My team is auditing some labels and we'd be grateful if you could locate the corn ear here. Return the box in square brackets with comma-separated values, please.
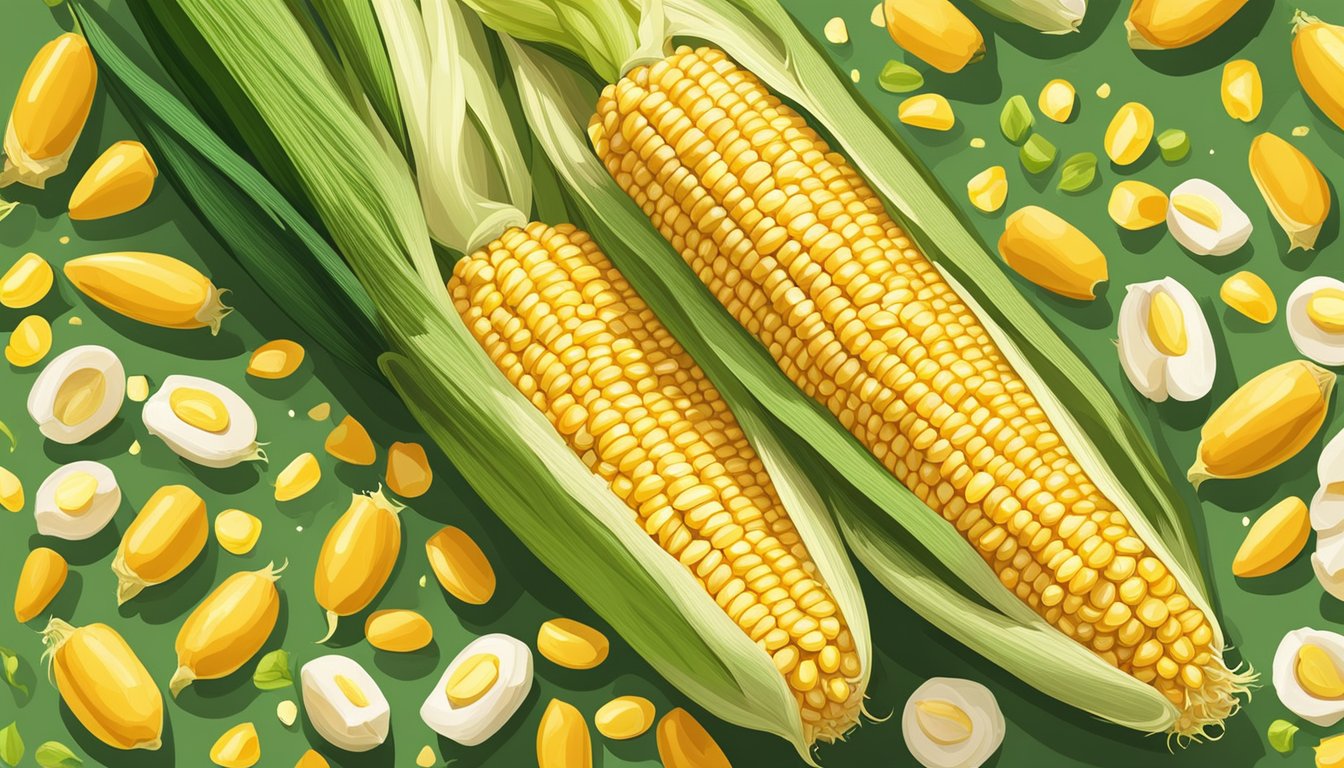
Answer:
[68, 140, 158, 220]
[2, 34, 97, 189]
[1126, 0, 1249, 50]
[313, 490, 402, 643]
[882, 0, 985, 74]
[113, 484, 209, 604]
[998, 206, 1107, 299]
[42, 618, 163, 750]
[1293, 10, 1344, 131]
[171, 562, 284, 697]
[1248, 132, 1331, 250]
[64, 252, 231, 333]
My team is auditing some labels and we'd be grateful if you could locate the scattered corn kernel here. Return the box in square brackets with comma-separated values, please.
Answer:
[1294, 125, 1311, 137]
[850, 69, 860, 83]
[215, 509, 262, 555]
[42, 619, 163, 750]
[537, 699, 591, 768]
[129, 439, 141, 456]
[126, 374, 150, 402]
[1320, 733, 1344, 768]
[210, 723, 260, 768]
[68, 141, 158, 220]
[170, 563, 283, 697]
[276, 699, 297, 727]
[1105, 102, 1155, 166]
[870, 3, 884, 26]
[365, 609, 433, 653]
[325, 415, 375, 465]
[967, 166, 1007, 213]
[67, 315, 81, 325]
[883, 0, 984, 73]
[275, 453, 320, 502]
[246, 340, 305, 380]
[6, 314, 52, 368]
[1039, 79, 1076, 122]
[823, 17, 849, 44]
[1249, 132, 1331, 251]
[416, 746, 437, 768]
[2, 34, 97, 189]
[1108, 181, 1169, 230]
[538, 618, 610, 670]
[64, 252, 231, 334]
[969, 137, 985, 149]
[426, 526, 496, 604]
[113, 484, 209, 604]
[898, 94, 956, 131]
[308, 402, 330, 420]
[1221, 60, 1262, 122]
[0, 467, 22, 512]
[595, 696, 656, 740]
[14, 546, 67, 623]
[386, 441, 432, 498]
[1233, 497, 1309, 578]
[998, 206, 1108, 300]
[656, 708, 730, 768]
[315, 490, 404, 643]
[1, 252, 53, 308]
[295, 750, 330, 768]
[1220, 271, 1276, 324]
[1096, 82, 1111, 99]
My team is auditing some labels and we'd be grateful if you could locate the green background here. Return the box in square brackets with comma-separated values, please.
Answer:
[1, 0, 1341, 766]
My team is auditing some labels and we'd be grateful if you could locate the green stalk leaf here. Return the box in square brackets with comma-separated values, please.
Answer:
[252, 649, 292, 690]
[309, 0, 409, 154]
[0, 648, 26, 696]
[969, 0, 1085, 34]
[34, 741, 82, 768]
[0, 723, 22, 768]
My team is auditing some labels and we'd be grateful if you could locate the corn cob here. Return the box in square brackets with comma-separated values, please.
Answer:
[590, 45, 1248, 738]
[42, 618, 163, 750]
[450, 220, 863, 742]
[2, 33, 98, 189]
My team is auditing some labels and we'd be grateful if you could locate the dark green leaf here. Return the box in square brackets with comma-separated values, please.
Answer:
[35, 741, 82, 768]
[0, 723, 22, 768]
[252, 649, 292, 690]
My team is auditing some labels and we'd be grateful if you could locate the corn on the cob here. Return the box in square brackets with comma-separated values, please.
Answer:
[314, 490, 403, 643]
[450, 221, 864, 739]
[1294, 12, 1344, 132]
[68, 141, 158, 220]
[883, 0, 985, 74]
[170, 562, 284, 697]
[64, 252, 232, 334]
[113, 484, 209, 604]
[1125, 0, 1249, 50]
[42, 618, 163, 750]
[2, 34, 97, 189]
[656, 708, 731, 768]
[1248, 133, 1331, 251]
[14, 546, 67, 623]
[590, 44, 1249, 737]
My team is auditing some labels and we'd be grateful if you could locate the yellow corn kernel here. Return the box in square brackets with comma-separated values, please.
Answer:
[883, 0, 983, 73]
[915, 699, 974, 745]
[246, 339, 305, 380]
[314, 490, 403, 643]
[1321, 734, 1344, 768]
[1096, 82, 1112, 98]
[595, 696, 656, 740]
[0, 467, 22, 512]
[2, 34, 97, 189]
[538, 618, 610, 670]
[64, 252, 231, 334]
[1171, 194, 1222, 231]
[6, 314, 52, 368]
[446, 653, 499, 707]
[1233, 497, 1310, 578]
[1107, 181, 1169, 230]
[68, 141, 158, 220]
[898, 94, 956, 131]
[210, 723, 260, 768]
[295, 750, 330, 768]
[656, 708, 730, 768]
[1249, 132, 1331, 251]
[998, 206, 1108, 300]
[1298, 643, 1344, 699]
[1147, 291, 1187, 356]
[1220, 271, 1276, 324]
[1189, 360, 1334, 486]
[386, 441, 432, 498]
[1294, 11, 1344, 132]
[112, 484, 209, 604]
[1039, 79, 1076, 122]
[966, 166, 1007, 213]
[823, 17, 848, 45]
[1126, 0, 1249, 50]
[275, 452, 320, 502]
[127, 374, 151, 402]
[1311, 289, 1344, 334]
[171, 387, 231, 433]
[334, 674, 368, 707]
[1, 252, 53, 308]
[416, 746, 437, 767]
[170, 563, 283, 697]
[425, 526, 496, 605]
[14, 546, 67, 623]
[324, 415, 376, 465]
[308, 402, 331, 420]
[276, 699, 298, 727]
[1105, 102, 1155, 166]
[55, 472, 97, 515]
[42, 618, 163, 750]
[1220, 60, 1261, 122]
[364, 609, 433, 653]
[537, 699, 592, 768]
[215, 509, 262, 555]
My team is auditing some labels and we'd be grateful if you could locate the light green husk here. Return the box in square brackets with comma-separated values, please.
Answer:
[471, 0, 1250, 738]
[971, 0, 1086, 34]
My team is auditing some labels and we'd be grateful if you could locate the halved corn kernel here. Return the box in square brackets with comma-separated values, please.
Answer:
[425, 526, 496, 604]
[2, 34, 97, 189]
[1, 252, 53, 308]
[656, 708, 730, 768]
[883, 0, 984, 73]
[210, 723, 260, 768]
[823, 17, 848, 45]
[1108, 181, 1169, 230]
[0, 467, 22, 512]
[69, 141, 158, 220]
[325, 415, 375, 465]
[967, 166, 1007, 213]
[898, 94, 955, 131]
[998, 206, 1108, 300]
[14, 546, 67, 622]
[1171, 194, 1222, 231]
[1105, 102, 1155, 166]
[1189, 360, 1334, 486]
[171, 563, 283, 697]
[1126, 0, 1249, 49]
[64, 252, 231, 334]
[113, 484, 208, 604]
[126, 374, 150, 402]
[247, 340, 305, 379]
[275, 453, 320, 502]
[276, 700, 297, 727]
[538, 618, 610, 670]
[1221, 60, 1262, 122]
[1233, 497, 1309, 578]
[43, 618, 163, 750]
[295, 750, 330, 768]
[1220, 271, 1276, 324]
[387, 441, 431, 498]
[1249, 132, 1331, 251]
[538, 699, 592, 768]
[365, 609, 433, 652]
[6, 314, 52, 368]
[215, 509, 262, 555]
[595, 696, 656, 740]
[315, 490, 403, 643]
[1039, 79, 1076, 122]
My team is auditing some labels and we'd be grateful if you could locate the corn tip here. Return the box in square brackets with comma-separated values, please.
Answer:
[169, 666, 196, 698]
[1125, 20, 1161, 50]
[317, 610, 338, 644]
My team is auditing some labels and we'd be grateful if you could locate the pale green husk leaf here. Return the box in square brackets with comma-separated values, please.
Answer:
[970, 0, 1086, 34]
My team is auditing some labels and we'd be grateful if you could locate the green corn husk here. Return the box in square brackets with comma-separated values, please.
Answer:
[469, 0, 1251, 738]
[108, 0, 871, 760]
[971, 0, 1087, 34]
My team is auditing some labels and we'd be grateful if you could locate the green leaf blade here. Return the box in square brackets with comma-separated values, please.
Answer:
[252, 649, 293, 690]
[0, 723, 23, 768]
[35, 741, 82, 768]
